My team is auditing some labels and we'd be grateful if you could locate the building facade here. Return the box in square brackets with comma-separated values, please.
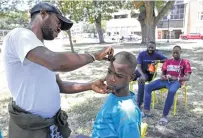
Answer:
[184, 0, 203, 34]
[157, 0, 203, 39]
[157, 0, 185, 39]
[106, 10, 141, 38]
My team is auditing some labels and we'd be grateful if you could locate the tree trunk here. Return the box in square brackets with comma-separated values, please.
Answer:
[67, 30, 75, 53]
[95, 13, 105, 43]
[93, 0, 105, 43]
[140, 22, 147, 44]
[135, 1, 175, 45]
[145, 23, 156, 43]
[144, 1, 156, 43]
[138, 4, 147, 44]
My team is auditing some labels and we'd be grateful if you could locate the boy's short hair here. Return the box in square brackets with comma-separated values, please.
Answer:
[113, 51, 137, 71]
[173, 45, 181, 50]
[148, 41, 156, 45]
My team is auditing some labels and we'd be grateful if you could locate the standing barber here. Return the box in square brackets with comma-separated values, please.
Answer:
[2, 2, 113, 138]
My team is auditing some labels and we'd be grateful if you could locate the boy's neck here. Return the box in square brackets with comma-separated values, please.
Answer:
[114, 87, 131, 97]
[174, 57, 181, 60]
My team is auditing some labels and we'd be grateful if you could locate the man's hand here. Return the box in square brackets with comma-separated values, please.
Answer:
[138, 75, 146, 84]
[152, 60, 160, 65]
[141, 75, 146, 81]
[91, 79, 108, 94]
[56, 75, 108, 94]
[163, 75, 178, 81]
[161, 75, 167, 80]
[93, 47, 114, 61]
[170, 76, 178, 81]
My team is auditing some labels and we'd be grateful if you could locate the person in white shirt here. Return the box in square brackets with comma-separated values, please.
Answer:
[2, 2, 113, 138]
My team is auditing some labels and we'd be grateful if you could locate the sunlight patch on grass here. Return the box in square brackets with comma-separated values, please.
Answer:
[64, 94, 107, 136]
[61, 91, 107, 110]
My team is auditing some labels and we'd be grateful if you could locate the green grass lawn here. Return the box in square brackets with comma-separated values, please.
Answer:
[1, 41, 203, 138]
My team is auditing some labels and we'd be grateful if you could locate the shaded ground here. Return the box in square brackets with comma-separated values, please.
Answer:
[0, 41, 203, 138]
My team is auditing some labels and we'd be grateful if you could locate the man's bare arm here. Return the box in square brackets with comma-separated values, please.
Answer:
[160, 70, 167, 80]
[155, 59, 166, 64]
[26, 46, 113, 72]
[159, 59, 166, 63]
[56, 75, 107, 94]
[56, 75, 91, 94]
[162, 72, 191, 81]
[137, 64, 145, 77]
[179, 73, 191, 81]
[26, 47, 93, 72]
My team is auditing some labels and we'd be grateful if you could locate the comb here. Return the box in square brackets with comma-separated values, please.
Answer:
[108, 56, 115, 61]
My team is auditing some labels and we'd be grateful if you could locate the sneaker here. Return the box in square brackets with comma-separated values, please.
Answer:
[159, 117, 168, 125]
[141, 111, 153, 118]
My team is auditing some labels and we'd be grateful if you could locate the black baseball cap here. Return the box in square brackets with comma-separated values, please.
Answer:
[30, 2, 73, 30]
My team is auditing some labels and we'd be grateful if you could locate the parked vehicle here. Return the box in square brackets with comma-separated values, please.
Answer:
[111, 34, 119, 40]
[180, 33, 203, 40]
[111, 34, 142, 41]
[125, 34, 141, 41]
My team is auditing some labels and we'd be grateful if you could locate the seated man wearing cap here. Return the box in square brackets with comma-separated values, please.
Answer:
[2, 2, 114, 138]
[92, 51, 141, 138]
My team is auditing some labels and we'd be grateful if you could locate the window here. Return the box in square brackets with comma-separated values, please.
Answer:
[174, 15, 179, 19]
[180, 14, 184, 19]
[175, 0, 184, 5]
[162, 4, 185, 20]
[198, 0, 203, 20]
[180, 8, 184, 14]
[199, 0, 203, 9]
[114, 14, 128, 19]
[107, 32, 111, 36]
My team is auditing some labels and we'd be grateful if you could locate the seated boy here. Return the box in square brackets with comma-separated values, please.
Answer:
[92, 51, 141, 138]
[143, 45, 192, 124]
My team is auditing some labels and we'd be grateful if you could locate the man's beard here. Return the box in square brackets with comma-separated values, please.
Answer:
[174, 56, 180, 60]
[147, 50, 155, 55]
[41, 24, 54, 40]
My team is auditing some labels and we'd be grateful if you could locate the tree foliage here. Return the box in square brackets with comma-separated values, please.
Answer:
[0, 0, 30, 29]
[49, 0, 133, 43]
[0, 11, 29, 29]
[82, 23, 96, 34]
[133, 0, 175, 44]
[0, 0, 175, 44]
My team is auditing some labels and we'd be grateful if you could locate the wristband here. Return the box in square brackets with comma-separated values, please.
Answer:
[85, 52, 96, 61]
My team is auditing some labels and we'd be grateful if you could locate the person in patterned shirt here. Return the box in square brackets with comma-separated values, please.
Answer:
[143, 45, 192, 124]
